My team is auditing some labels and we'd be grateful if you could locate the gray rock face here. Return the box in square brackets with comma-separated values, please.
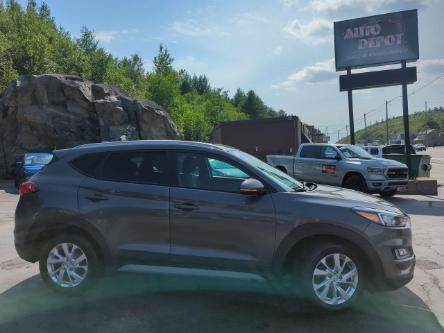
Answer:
[0, 74, 180, 177]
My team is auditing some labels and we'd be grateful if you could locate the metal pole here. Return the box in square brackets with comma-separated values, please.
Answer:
[364, 113, 367, 145]
[346, 124, 348, 137]
[337, 129, 340, 142]
[385, 100, 389, 145]
[401, 61, 412, 177]
[347, 68, 355, 145]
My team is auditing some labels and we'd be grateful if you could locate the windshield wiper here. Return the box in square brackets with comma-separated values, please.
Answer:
[305, 182, 318, 191]
[293, 182, 317, 192]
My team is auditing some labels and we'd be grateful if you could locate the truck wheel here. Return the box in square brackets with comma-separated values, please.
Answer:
[276, 166, 287, 174]
[39, 234, 102, 294]
[380, 190, 397, 197]
[288, 242, 362, 311]
[343, 175, 368, 193]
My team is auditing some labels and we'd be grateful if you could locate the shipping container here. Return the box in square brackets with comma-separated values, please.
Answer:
[211, 117, 309, 160]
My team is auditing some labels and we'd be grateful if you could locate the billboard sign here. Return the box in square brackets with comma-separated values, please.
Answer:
[334, 9, 419, 71]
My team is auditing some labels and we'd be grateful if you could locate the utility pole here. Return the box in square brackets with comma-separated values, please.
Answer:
[364, 113, 368, 145]
[346, 124, 349, 137]
[337, 129, 340, 142]
[347, 68, 355, 145]
[425, 101, 428, 112]
[385, 100, 389, 145]
[401, 60, 412, 177]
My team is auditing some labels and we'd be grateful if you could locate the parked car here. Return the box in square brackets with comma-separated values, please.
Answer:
[363, 146, 383, 158]
[15, 140, 414, 311]
[413, 143, 426, 152]
[267, 143, 409, 197]
[12, 153, 53, 188]
[382, 144, 416, 155]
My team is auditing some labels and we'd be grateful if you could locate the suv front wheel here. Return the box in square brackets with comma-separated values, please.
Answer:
[290, 242, 362, 311]
[39, 234, 100, 293]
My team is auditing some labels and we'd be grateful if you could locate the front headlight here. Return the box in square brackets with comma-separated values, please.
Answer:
[353, 207, 410, 228]
[367, 167, 386, 175]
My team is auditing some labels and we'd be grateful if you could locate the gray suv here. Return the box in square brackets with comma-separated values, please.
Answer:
[14, 140, 415, 310]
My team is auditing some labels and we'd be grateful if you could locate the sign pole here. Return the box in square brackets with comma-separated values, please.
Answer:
[401, 60, 412, 177]
[385, 100, 389, 145]
[346, 68, 355, 145]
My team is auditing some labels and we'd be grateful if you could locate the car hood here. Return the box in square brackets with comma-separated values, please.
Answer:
[346, 157, 407, 168]
[296, 184, 403, 214]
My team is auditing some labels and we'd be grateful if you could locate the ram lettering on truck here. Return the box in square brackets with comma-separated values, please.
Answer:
[267, 143, 409, 197]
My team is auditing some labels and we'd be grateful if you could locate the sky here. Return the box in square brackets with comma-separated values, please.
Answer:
[20, 0, 444, 140]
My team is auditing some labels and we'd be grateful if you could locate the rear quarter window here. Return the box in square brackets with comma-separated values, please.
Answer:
[71, 153, 106, 177]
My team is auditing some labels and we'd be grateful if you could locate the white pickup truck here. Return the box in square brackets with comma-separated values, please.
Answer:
[267, 143, 409, 197]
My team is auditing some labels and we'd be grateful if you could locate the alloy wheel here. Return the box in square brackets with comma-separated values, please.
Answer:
[312, 253, 358, 305]
[47, 242, 88, 288]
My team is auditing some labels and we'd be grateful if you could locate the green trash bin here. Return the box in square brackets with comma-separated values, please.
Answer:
[382, 154, 432, 178]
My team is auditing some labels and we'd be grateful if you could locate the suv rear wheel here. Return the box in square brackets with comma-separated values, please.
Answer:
[39, 234, 100, 293]
[289, 242, 362, 311]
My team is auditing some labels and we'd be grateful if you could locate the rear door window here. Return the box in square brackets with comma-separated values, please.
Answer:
[101, 151, 169, 185]
[299, 145, 322, 158]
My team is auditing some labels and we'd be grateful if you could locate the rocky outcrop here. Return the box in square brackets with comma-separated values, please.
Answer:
[0, 74, 180, 177]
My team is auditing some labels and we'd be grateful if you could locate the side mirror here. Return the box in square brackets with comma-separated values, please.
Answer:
[335, 154, 341, 161]
[240, 178, 265, 195]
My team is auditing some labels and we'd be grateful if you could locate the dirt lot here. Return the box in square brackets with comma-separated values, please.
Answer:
[0, 148, 444, 332]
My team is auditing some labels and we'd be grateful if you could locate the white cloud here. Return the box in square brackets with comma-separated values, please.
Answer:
[273, 59, 337, 90]
[283, 19, 332, 44]
[175, 56, 208, 74]
[417, 58, 444, 75]
[232, 12, 271, 26]
[281, 0, 300, 7]
[273, 46, 283, 56]
[171, 20, 228, 37]
[95, 28, 139, 44]
[310, 0, 429, 17]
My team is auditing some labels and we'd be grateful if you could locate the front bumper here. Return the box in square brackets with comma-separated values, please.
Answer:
[366, 178, 408, 192]
[365, 222, 415, 291]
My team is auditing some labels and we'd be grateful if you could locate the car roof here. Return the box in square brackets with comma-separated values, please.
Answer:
[54, 140, 233, 158]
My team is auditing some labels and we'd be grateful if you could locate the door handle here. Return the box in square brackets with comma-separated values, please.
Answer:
[84, 194, 109, 202]
[174, 202, 199, 211]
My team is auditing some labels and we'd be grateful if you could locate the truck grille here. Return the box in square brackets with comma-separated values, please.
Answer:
[387, 168, 408, 179]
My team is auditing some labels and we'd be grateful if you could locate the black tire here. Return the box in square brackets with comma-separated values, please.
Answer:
[380, 190, 397, 197]
[287, 242, 363, 311]
[39, 234, 101, 294]
[343, 175, 368, 193]
[276, 166, 287, 174]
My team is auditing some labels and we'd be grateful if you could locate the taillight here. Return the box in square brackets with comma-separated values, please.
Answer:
[19, 181, 39, 196]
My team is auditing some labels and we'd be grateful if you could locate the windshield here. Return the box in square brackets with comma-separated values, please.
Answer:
[229, 149, 304, 192]
[24, 154, 53, 166]
[337, 145, 373, 159]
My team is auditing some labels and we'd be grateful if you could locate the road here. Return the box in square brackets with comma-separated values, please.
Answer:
[0, 148, 444, 332]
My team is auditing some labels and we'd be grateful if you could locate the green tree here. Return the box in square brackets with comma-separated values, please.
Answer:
[153, 44, 173, 76]
[241, 90, 268, 119]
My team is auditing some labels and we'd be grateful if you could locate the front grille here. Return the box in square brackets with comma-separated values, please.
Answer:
[387, 168, 408, 179]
